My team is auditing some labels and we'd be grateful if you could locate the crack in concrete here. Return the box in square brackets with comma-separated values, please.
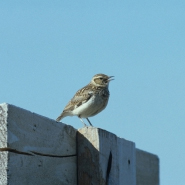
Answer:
[106, 151, 112, 185]
[0, 148, 76, 158]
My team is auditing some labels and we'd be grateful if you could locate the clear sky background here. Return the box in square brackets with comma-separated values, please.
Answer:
[1, 1, 185, 184]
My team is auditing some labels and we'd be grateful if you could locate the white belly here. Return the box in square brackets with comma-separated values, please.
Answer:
[72, 95, 108, 118]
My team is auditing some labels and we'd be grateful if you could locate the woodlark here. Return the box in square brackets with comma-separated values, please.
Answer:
[56, 74, 114, 126]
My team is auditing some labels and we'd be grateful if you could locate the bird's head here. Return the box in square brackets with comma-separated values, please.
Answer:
[91, 74, 114, 87]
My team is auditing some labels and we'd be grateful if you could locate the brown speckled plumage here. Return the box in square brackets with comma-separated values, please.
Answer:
[56, 74, 114, 126]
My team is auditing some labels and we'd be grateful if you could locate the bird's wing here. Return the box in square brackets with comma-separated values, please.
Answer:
[63, 85, 94, 112]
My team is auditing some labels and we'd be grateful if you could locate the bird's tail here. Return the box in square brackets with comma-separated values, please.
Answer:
[56, 112, 68, 122]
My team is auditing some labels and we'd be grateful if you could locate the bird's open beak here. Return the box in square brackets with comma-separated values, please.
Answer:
[108, 76, 114, 82]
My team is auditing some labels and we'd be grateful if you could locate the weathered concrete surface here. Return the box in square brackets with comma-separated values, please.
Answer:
[77, 127, 136, 185]
[0, 151, 76, 185]
[136, 149, 160, 185]
[0, 103, 77, 185]
[0, 103, 160, 185]
[0, 103, 76, 155]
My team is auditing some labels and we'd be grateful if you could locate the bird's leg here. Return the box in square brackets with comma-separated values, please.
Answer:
[78, 116, 87, 127]
[86, 118, 93, 127]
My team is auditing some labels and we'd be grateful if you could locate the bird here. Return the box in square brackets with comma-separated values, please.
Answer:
[56, 73, 114, 126]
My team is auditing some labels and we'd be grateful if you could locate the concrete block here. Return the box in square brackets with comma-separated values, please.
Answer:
[136, 149, 160, 185]
[0, 103, 77, 185]
[77, 127, 136, 185]
[0, 103, 160, 185]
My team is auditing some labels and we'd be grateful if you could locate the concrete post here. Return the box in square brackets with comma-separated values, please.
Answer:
[136, 149, 159, 185]
[77, 127, 136, 185]
[0, 103, 159, 185]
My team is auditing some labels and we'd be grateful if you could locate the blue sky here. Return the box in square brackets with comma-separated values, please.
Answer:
[1, 1, 185, 184]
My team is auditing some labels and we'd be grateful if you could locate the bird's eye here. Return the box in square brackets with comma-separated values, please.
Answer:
[100, 77, 103, 80]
